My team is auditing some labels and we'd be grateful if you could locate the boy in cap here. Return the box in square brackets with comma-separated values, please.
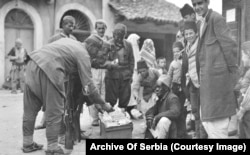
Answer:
[180, 4, 196, 22]
[177, 4, 196, 48]
[48, 15, 76, 43]
[145, 74, 181, 139]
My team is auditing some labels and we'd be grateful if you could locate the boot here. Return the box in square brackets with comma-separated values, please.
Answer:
[45, 146, 65, 155]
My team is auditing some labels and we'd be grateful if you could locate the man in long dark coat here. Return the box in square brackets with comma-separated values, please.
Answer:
[191, 0, 238, 138]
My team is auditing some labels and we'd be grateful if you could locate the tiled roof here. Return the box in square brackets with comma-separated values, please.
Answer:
[108, 0, 182, 23]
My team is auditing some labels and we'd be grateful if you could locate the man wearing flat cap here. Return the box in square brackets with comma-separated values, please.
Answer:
[145, 74, 181, 139]
[103, 23, 134, 110]
[22, 36, 112, 154]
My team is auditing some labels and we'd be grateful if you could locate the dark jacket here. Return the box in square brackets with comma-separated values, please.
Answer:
[105, 39, 134, 80]
[180, 50, 189, 98]
[28, 38, 96, 99]
[145, 91, 181, 122]
[145, 91, 181, 138]
[196, 9, 238, 121]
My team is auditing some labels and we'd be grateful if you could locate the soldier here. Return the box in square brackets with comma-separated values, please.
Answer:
[22, 36, 112, 154]
[35, 15, 77, 130]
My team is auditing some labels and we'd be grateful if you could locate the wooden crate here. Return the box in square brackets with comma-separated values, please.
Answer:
[100, 120, 133, 139]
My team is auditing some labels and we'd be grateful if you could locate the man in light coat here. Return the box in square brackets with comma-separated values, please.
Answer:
[22, 36, 112, 154]
[191, 0, 238, 138]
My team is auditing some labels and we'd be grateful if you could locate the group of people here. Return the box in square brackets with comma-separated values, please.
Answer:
[9, 0, 248, 154]
[126, 0, 243, 140]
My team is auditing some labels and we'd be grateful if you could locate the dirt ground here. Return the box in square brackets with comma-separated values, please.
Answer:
[0, 90, 145, 155]
[0, 89, 239, 154]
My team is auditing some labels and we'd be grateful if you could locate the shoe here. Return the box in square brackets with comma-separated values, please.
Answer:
[22, 142, 43, 153]
[91, 120, 99, 126]
[35, 124, 46, 130]
[80, 132, 89, 140]
[45, 146, 65, 155]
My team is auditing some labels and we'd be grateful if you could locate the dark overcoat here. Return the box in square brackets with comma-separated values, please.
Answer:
[196, 9, 238, 121]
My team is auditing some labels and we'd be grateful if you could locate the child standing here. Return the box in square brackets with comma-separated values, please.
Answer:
[156, 57, 168, 75]
[166, 42, 188, 138]
[183, 21, 207, 139]
[167, 41, 184, 95]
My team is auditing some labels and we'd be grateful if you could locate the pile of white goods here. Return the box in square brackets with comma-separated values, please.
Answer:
[100, 105, 132, 128]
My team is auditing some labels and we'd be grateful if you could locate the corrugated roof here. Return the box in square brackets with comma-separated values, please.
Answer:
[108, 0, 182, 24]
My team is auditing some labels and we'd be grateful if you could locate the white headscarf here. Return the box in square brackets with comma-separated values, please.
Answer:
[127, 33, 141, 70]
[140, 39, 157, 68]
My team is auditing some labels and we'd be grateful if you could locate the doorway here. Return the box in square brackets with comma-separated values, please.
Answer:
[4, 9, 34, 79]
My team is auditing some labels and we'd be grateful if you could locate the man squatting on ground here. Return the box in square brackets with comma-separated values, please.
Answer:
[145, 74, 181, 139]
[22, 35, 113, 154]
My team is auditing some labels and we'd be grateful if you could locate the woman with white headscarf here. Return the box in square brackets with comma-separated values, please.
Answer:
[127, 33, 141, 70]
[140, 39, 157, 69]
[126, 33, 143, 119]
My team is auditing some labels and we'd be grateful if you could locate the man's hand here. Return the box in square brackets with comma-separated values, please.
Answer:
[146, 119, 153, 129]
[237, 109, 245, 122]
[9, 56, 18, 61]
[152, 115, 162, 130]
[133, 93, 140, 103]
[229, 66, 239, 74]
[151, 118, 157, 130]
[95, 103, 114, 113]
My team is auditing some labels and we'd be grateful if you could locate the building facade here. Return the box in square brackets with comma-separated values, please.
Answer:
[0, 0, 114, 86]
[109, 0, 181, 67]
[222, 0, 250, 64]
[0, 0, 181, 87]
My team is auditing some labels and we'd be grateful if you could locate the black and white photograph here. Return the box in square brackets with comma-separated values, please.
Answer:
[0, 0, 248, 154]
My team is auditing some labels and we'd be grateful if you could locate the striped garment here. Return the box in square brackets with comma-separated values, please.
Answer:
[240, 84, 250, 112]
[140, 39, 157, 68]
[186, 38, 199, 88]
[239, 69, 250, 112]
